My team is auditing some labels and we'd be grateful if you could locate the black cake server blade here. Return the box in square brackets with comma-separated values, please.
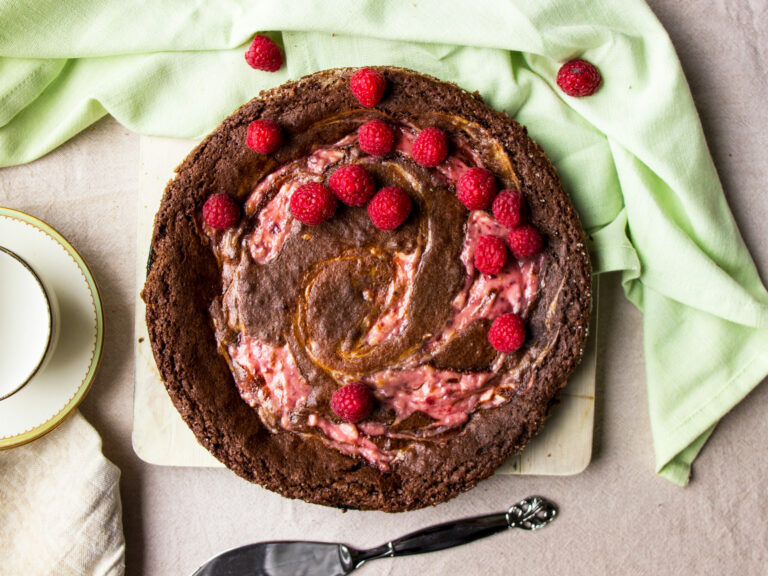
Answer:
[191, 496, 557, 576]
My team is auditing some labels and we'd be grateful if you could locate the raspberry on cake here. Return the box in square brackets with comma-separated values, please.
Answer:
[508, 225, 544, 259]
[367, 186, 412, 230]
[329, 164, 376, 206]
[144, 66, 591, 512]
[202, 193, 239, 230]
[358, 120, 395, 156]
[246, 119, 283, 154]
[331, 382, 374, 423]
[457, 167, 498, 210]
[488, 313, 526, 352]
[411, 127, 449, 168]
[289, 182, 336, 225]
[492, 189, 525, 229]
[350, 67, 387, 107]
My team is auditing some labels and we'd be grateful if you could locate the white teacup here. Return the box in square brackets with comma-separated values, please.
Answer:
[0, 247, 59, 400]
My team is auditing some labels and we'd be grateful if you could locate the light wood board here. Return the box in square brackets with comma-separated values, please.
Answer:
[133, 135, 597, 475]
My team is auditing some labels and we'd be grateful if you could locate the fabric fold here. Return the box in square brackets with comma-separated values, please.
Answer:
[0, 58, 68, 127]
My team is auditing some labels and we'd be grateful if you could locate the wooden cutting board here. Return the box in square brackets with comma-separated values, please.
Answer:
[133, 135, 597, 475]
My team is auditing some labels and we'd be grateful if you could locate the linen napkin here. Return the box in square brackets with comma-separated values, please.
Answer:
[0, 411, 125, 575]
[1, 0, 767, 485]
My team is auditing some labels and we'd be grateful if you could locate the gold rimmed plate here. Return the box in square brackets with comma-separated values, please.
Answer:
[0, 207, 104, 449]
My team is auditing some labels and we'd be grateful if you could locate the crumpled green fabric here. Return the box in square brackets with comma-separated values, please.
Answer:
[2, 0, 767, 485]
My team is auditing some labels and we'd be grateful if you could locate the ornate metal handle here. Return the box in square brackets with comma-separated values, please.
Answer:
[353, 496, 558, 566]
[506, 496, 558, 530]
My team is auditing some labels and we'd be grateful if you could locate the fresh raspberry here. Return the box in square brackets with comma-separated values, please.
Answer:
[456, 167, 498, 210]
[492, 189, 524, 229]
[328, 164, 376, 206]
[488, 313, 526, 353]
[474, 235, 508, 275]
[202, 193, 240, 230]
[507, 225, 543, 259]
[289, 182, 337, 226]
[244, 34, 283, 72]
[350, 68, 386, 107]
[367, 186, 412, 230]
[246, 119, 283, 154]
[411, 127, 448, 168]
[556, 59, 602, 97]
[331, 382, 374, 423]
[358, 120, 394, 156]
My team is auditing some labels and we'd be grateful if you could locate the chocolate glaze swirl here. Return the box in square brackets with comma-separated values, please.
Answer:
[205, 111, 545, 469]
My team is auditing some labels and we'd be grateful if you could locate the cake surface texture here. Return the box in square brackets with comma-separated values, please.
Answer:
[143, 66, 591, 511]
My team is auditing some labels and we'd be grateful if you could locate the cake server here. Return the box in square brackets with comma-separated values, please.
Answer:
[191, 495, 557, 576]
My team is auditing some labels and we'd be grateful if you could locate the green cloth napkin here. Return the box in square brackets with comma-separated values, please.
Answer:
[3, 0, 767, 485]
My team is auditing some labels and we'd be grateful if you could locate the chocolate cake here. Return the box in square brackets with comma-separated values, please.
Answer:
[143, 66, 591, 511]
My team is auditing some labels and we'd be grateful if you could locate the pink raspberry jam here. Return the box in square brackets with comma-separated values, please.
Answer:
[364, 250, 419, 346]
[445, 211, 540, 336]
[229, 336, 312, 429]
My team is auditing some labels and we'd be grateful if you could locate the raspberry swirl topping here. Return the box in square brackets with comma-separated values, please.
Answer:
[204, 111, 549, 471]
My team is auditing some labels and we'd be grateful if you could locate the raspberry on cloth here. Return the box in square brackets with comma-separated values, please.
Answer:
[244, 34, 283, 72]
[556, 59, 602, 97]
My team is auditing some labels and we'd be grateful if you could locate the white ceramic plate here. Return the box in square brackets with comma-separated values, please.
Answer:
[0, 207, 104, 449]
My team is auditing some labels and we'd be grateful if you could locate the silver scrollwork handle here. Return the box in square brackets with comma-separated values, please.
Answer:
[506, 496, 558, 530]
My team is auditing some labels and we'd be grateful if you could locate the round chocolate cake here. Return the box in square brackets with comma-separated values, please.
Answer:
[143, 66, 591, 511]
